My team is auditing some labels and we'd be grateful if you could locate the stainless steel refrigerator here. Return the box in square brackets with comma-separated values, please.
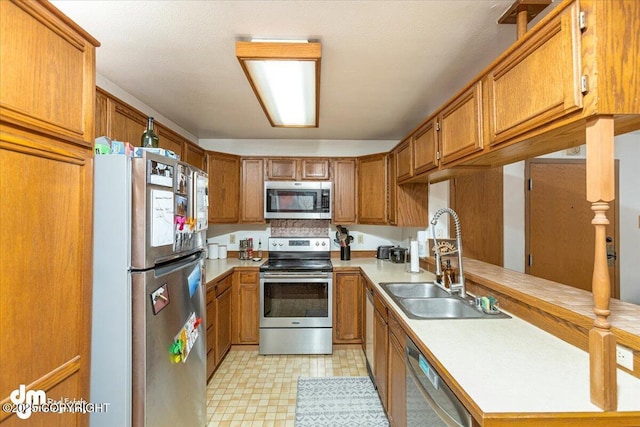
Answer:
[92, 151, 209, 427]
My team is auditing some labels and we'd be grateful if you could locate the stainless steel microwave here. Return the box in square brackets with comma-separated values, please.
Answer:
[264, 181, 332, 220]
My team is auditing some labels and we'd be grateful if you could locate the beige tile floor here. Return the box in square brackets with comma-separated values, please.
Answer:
[206, 348, 368, 427]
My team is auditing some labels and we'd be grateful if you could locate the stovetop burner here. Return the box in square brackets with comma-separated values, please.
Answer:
[260, 259, 333, 273]
[261, 237, 333, 273]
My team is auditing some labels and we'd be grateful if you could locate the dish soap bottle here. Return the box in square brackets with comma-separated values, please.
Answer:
[141, 116, 159, 148]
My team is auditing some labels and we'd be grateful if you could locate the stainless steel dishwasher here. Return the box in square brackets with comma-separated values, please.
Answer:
[405, 337, 472, 427]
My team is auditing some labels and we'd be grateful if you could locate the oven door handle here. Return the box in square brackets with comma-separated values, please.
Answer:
[261, 272, 331, 280]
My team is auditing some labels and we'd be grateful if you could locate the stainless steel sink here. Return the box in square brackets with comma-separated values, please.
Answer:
[379, 282, 510, 320]
[380, 282, 450, 298]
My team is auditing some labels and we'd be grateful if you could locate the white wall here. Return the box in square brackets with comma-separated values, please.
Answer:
[199, 139, 397, 157]
[503, 162, 526, 272]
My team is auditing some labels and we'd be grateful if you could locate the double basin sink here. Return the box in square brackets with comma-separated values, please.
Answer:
[380, 282, 510, 320]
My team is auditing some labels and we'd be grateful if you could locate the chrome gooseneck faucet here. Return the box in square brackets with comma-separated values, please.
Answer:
[430, 207, 466, 297]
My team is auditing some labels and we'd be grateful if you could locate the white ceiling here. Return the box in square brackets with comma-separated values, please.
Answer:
[51, 1, 557, 143]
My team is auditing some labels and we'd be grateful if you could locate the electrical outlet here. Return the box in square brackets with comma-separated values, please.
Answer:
[616, 344, 634, 371]
[436, 229, 444, 238]
[357, 234, 364, 244]
[229, 234, 236, 244]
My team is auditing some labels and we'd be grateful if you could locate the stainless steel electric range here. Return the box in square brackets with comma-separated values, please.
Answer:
[259, 237, 333, 355]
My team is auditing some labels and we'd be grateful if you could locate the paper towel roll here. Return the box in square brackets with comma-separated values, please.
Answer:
[208, 243, 219, 259]
[410, 240, 420, 273]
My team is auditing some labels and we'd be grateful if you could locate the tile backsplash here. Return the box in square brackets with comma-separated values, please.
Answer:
[270, 219, 330, 237]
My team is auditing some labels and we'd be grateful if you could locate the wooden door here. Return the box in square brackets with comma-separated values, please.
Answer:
[206, 284, 216, 380]
[332, 159, 357, 224]
[373, 306, 388, 411]
[208, 151, 240, 223]
[526, 159, 619, 296]
[184, 142, 207, 170]
[240, 158, 265, 223]
[439, 82, 483, 165]
[215, 284, 232, 365]
[395, 138, 413, 183]
[450, 167, 504, 266]
[333, 273, 362, 343]
[413, 119, 438, 175]
[232, 270, 259, 344]
[267, 158, 297, 180]
[387, 152, 397, 225]
[357, 153, 387, 224]
[109, 100, 146, 144]
[156, 123, 185, 157]
[301, 159, 329, 180]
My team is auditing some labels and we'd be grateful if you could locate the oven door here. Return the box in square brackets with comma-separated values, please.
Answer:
[260, 272, 332, 328]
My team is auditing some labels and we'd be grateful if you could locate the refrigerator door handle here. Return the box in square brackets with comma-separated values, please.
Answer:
[154, 251, 204, 277]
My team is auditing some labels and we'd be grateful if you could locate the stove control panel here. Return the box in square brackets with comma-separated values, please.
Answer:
[268, 237, 330, 252]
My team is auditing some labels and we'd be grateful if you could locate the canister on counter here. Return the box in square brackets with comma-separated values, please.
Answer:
[218, 245, 227, 259]
[208, 243, 219, 259]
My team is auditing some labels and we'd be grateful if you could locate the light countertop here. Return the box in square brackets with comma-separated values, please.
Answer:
[204, 255, 640, 415]
[339, 258, 640, 414]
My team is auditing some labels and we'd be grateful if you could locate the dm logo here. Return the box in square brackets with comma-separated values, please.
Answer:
[9, 384, 46, 420]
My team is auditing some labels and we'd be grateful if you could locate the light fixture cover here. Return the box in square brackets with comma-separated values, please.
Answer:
[236, 41, 321, 128]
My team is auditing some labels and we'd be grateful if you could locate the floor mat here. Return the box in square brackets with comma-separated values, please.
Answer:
[295, 376, 389, 427]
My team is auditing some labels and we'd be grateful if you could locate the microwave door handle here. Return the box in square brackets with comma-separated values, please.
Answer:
[405, 349, 464, 427]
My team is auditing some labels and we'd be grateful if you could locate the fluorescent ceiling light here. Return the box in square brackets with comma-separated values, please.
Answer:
[236, 41, 321, 128]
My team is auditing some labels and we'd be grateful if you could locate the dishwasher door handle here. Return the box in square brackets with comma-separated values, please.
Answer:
[405, 350, 468, 427]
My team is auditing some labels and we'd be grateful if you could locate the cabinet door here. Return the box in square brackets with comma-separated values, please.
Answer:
[388, 332, 406, 427]
[240, 158, 265, 223]
[206, 285, 216, 380]
[396, 138, 413, 183]
[373, 306, 388, 410]
[334, 273, 362, 343]
[232, 270, 259, 344]
[0, 0, 97, 147]
[0, 2, 97, 424]
[185, 142, 207, 170]
[488, 3, 581, 145]
[156, 123, 185, 157]
[413, 119, 438, 174]
[267, 158, 297, 180]
[95, 89, 109, 139]
[387, 152, 397, 226]
[357, 153, 387, 225]
[439, 82, 483, 165]
[332, 159, 357, 224]
[302, 158, 330, 180]
[215, 285, 232, 365]
[208, 152, 240, 223]
[110, 99, 147, 145]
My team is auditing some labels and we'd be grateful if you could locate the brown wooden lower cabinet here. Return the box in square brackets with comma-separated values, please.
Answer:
[387, 312, 407, 427]
[206, 272, 233, 380]
[373, 293, 389, 411]
[232, 269, 260, 344]
[333, 271, 363, 344]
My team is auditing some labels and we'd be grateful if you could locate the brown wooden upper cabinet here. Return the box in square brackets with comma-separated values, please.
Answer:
[412, 119, 439, 174]
[395, 138, 413, 183]
[240, 158, 265, 223]
[439, 82, 483, 166]
[332, 158, 357, 224]
[208, 151, 240, 223]
[184, 142, 207, 171]
[156, 122, 185, 156]
[358, 153, 388, 225]
[487, 2, 582, 146]
[266, 158, 330, 181]
[109, 97, 147, 145]
[387, 152, 398, 226]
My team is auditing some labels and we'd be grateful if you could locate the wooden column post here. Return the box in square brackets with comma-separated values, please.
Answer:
[516, 5, 529, 39]
[586, 115, 617, 411]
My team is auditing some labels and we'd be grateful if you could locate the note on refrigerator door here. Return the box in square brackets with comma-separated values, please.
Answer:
[151, 190, 174, 247]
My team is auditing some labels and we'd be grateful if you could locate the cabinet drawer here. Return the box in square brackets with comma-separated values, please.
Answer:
[387, 311, 405, 345]
[215, 275, 233, 296]
[238, 271, 258, 283]
[373, 292, 388, 322]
